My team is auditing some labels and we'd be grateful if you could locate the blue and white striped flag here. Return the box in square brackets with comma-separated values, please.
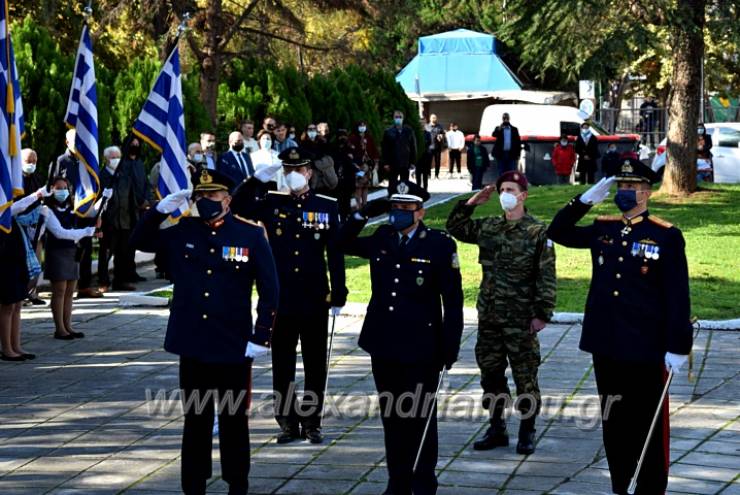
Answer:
[133, 45, 189, 219]
[0, 0, 25, 233]
[64, 24, 100, 217]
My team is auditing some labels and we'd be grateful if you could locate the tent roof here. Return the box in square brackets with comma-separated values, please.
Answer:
[396, 29, 521, 100]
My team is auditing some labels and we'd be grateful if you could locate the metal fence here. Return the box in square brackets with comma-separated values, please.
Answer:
[595, 106, 740, 148]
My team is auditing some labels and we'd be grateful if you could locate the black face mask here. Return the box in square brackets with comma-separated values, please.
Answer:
[232, 142, 244, 152]
[129, 145, 140, 157]
[196, 197, 224, 220]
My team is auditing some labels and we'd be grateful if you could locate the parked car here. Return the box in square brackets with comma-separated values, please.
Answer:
[651, 123, 740, 183]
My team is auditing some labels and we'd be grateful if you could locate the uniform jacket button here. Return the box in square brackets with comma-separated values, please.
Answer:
[618, 257, 624, 262]
[202, 314, 208, 319]
[294, 267, 300, 272]
[207, 269, 213, 275]
[616, 273, 621, 279]
[210, 248, 215, 253]
[621, 241, 627, 246]
[204, 292, 210, 297]
[395, 264, 400, 269]
[389, 306, 394, 311]
[394, 278, 399, 283]
[613, 290, 619, 296]
[211, 231, 217, 236]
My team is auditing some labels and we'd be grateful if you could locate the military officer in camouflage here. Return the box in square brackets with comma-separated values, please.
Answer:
[547, 159, 692, 494]
[446, 170, 556, 455]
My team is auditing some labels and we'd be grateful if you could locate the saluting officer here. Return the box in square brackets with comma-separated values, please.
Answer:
[446, 170, 556, 455]
[547, 159, 692, 495]
[340, 181, 464, 495]
[232, 147, 347, 444]
[130, 169, 279, 495]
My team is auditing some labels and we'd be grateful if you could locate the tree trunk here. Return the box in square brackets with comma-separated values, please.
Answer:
[661, 0, 705, 195]
[200, 0, 223, 129]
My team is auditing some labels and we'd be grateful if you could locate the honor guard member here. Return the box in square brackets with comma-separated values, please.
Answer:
[446, 170, 556, 455]
[232, 147, 347, 445]
[340, 181, 464, 495]
[130, 169, 279, 495]
[547, 159, 692, 495]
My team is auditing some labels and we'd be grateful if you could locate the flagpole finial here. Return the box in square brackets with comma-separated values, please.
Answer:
[82, 2, 93, 23]
[177, 12, 191, 37]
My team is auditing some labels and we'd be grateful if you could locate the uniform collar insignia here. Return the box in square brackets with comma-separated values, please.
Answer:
[200, 169, 213, 184]
[621, 160, 633, 173]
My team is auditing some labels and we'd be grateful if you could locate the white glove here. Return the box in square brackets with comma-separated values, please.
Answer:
[665, 352, 688, 373]
[36, 186, 52, 198]
[245, 342, 270, 358]
[156, 189, 192, 214]
[254, 164, 282, 183]
[83, 226, 97, 238]
[580, 176, 616, 205]
[39, 205, 50, 218]
[102, 188, 114, 199]
[330, 306, 343, 317]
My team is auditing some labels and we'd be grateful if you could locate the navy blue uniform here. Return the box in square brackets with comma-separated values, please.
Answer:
[217, 150, 254, 185]
[547, 195, 692, 495]
[130, 208, 278, 494]
[233, 189, 347, 431]
[341, 216, 464, 495]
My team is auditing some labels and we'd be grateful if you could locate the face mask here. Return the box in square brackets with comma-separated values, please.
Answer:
[195, 197, 223, 220]
[260, 139, 272, 150]
[205, 142, 216, 150]
[284, 171, 308, 192]
[232, 142, 245, 152]
[389, 208, 415, 231]
[267, 124, 275, 131]
[581, 128, 590, 136]
[614, 189, 638, 212]
[193, 153, 204, 163]
[289, 133, 296, 140]
[22, 162, 36, 174]
[358, 126, 367, 133]
[502, 121, 510, 127]
[129, 145, 140, 156]
[560, 140, 568, 146]
[608, 146, 617, 153]
[54, 189, 70, 202]
[499, 192, 519, 211]
[697, 128, 705, 135]
[307, 130, 317, 140]
[109, 158, 120, 169]
[394, 117, 403, 126]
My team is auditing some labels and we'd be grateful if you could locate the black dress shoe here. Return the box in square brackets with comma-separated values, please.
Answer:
[132, 274, 147, 282]
[54, 332, 75, 340]
[69, 331, 85, 338]
[276, 424, 300, 444]
[473, 426, 509, 450]
[112, 283, 136, 291]
[20, 353, 36, 360]
[1, 353, 26, 361]
[302, 427, 323, 444]
[28, 296, 46, 306]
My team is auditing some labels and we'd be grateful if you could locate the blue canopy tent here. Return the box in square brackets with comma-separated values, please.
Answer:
[396, 29, 522, 100]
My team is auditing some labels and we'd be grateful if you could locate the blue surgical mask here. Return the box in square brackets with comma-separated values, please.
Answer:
[389, 208, 415, 231]
[196, 197, 224, 220]
[53, 189, 70, 202]
[394, 117, 403, 126]
[614, 189, 638, 212]
[358, 126, 367, 133]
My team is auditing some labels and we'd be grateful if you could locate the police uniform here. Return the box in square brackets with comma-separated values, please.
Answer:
[341, 181, 464, 495]
[446, 171, 556, 455]
[547, 159, 692, 494]
[231, 147, 347, 442]
[130, 169, 279, 495]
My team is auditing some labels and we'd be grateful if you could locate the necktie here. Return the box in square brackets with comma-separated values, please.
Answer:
[236, 152, 247, 177]
[399, 235, 409, 250]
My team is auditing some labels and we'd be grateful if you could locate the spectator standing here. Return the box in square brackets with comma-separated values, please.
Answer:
[50, 129, 79, 181]
[18, 149, 45, 305]
[381, 110, 417, 193]
[349, 121, 380, 205]
[251, 130, 286, 191]
[466, 135, 490, 190]
[575, 122, 600, 185]
[300, 124, 338, 195]
[263, 116, 277, 134]
[42, 177, 98, 340]
[601, 142, 621, 178]
[491, 113, 522, 175]
[552, 135, 577, 184]
[200, 132, 218, 170]
[639, 96, 659, 148]
[273, 123, 298, 153]
[696, 123, 713, 160]
[240, 120, 259, 154]
[218, 131, 255, 185]
[332, 129, 359, 219]
[416, 126, 432, 191]
[445, 122, 465, 177]
[186, 142, 205, 175]
[425, 114, 446, 179]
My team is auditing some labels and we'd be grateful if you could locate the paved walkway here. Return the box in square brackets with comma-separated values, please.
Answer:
[0, 266, 738, 494]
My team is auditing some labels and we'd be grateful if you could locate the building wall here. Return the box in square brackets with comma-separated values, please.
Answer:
[422, 99, 493, 135]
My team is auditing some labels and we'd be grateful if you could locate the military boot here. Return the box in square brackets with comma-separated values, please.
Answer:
[516, 417, 536, 455]
[473, 416, 509, 450]
[276, 420, 300, 444]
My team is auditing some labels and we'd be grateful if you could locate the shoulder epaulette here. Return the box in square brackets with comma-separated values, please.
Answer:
[233, 214, 263, 228]
[648, 216, 673, 228]
[315, 193, 337, 202]
[267, 190, 290, 196]
[595, 215, 623, 222]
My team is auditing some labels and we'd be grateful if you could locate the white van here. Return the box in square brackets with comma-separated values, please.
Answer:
[478, 103, 607, 137]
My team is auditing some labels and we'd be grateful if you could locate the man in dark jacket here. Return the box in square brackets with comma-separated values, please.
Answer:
[575, 122, 600, 185]
[425, 114, 446, 179]
[491, 113, 522, 176]
[382, 110, 417, 193]
[466, 135, 491, 190]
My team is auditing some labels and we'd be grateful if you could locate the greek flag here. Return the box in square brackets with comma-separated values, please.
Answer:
[64, 24, 100, 217]
[132, 45, 189, 219]
[0, 0, 25, 233]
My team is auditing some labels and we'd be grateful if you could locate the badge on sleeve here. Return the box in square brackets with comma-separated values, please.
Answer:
[451, 252, 460, 269]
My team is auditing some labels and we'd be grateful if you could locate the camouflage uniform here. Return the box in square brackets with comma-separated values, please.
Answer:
[447, 200, 556, 416]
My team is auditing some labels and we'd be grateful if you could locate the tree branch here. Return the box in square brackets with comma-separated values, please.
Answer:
[237, 26, 337, 51]
[219, 0, 261, 50]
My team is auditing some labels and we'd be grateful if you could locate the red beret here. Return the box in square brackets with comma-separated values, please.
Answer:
[496, 171, 528, 191]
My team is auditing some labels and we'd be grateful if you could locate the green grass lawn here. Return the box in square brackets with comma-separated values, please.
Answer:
[346, 183, 740, 320]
